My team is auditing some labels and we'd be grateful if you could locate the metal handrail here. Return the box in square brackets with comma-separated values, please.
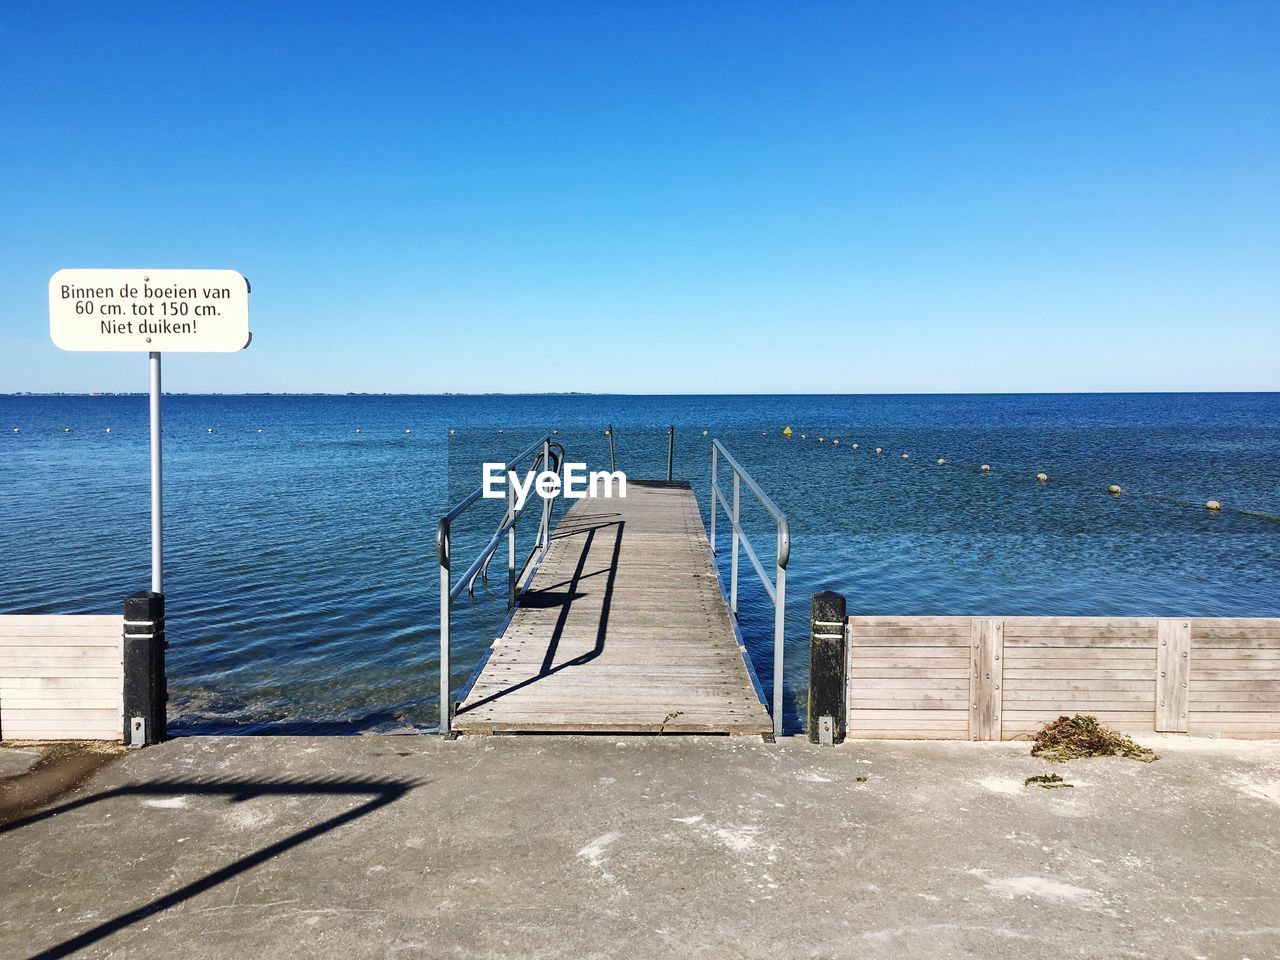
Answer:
[709, 439, 790, 739]
[603, 423, 676, 480]
[437, 435, 564, 737]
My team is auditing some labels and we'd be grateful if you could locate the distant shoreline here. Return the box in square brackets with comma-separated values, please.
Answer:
[5, 390, 1279, 399]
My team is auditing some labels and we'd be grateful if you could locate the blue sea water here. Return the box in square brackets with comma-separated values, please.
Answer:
[2, 393, 1278, 734]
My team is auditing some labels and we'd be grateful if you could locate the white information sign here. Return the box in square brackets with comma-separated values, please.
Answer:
[49, 268, 250, 352]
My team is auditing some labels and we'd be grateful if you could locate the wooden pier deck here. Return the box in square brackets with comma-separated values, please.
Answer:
[452, 481, 773, 736]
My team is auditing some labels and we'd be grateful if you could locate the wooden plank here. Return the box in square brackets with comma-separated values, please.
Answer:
[969, 618, 1003, 741]
[0, 701, 122, 716]
[1003, 668, 1156, 680]
[1, 675, 120, 691]
[1008, 640, 1162, 655]
[849, 624, 967, 632]
[1004, 647, 1159, 660]
[1000, 678, 1154, 692]
[1188, 698, 1280, 710]
[1003, 658, 1155, 670]
[848, 731, 970, 740]
[4, 707, 120, 722]
[850, 678, 971, 690]
[852, 667, 971, 679]
[0, 661, 122, 678]
[1184, 711, 1280, 723]
[1188, 637, 1280, 649]
[1185, 619, 1280, 639]
[0, 632, 121, 649]
[1156, 619, 1190, 732]
[850, 710, 970, 722]
[850, 652, 970, 664]
[0, 619, 120, 634]
[1186, 669, 1280, 680]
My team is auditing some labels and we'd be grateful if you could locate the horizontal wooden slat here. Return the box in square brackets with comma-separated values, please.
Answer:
[1003, 640, 1157, 655]
[0, 660, 122, 677]
[1191, 649, 1280, 661]
[1003, 709, 1155, 719]
[1004, 647, 1157, 660]
[1004, 669, 1154, 680]
[2, 694, 120, 707]
[852, 667, 970, 679]
[847, 720, 969, 731]
[1, 677, 121, 690]
[852, 698, 969, 710]
[0, 733, 121, 742]
[1003, 658, 1155, 671]
[0, 635, 121, 647]
[1003, 700, 1155, 711]
[1190, 637, 1280, 649]
[851, 651, 969, 663]
[0, 615, 121, 627]
[1003, 627, 1158, 640]
[3, 707, 121, 721]
[849, 730, 970, 740]
[1003, 675, 1157, 691]
[850, 636, 970, 647]
[1188, 670, 1280, 681]
[850, 709, 970, 721]
[1182, 701, 1280, 716]
[850, 617, 970, 629]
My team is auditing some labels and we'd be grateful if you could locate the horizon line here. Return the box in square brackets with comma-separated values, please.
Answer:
[4, 389, 1280, 399]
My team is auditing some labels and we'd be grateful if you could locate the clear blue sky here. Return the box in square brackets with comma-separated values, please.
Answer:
[1, 2, 1277, 393]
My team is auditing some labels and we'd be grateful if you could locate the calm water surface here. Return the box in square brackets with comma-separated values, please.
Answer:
[2, 393, 1277, 734]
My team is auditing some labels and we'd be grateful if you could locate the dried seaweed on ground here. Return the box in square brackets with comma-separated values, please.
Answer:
[1030, 715, 1158, 763]
[1024, 773, 1073, 789]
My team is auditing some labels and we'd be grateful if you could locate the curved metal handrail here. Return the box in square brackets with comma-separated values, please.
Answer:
[437, 435, 564, 737]
[475, 443, 562, 593]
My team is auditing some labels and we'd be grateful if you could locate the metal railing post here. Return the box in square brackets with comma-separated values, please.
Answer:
[730, 472, 740, 614]
[540, 439, 551, 551]
[439, 520, 452, 737]
[507, 481, 517, 609]
[667, 425, 674, 481]
[709, 442, 717, 550]
[773, 553, 786, 741]
[607, 424, 615, 472]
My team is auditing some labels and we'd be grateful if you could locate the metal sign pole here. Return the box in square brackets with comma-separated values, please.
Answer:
[149, 351, 163, 594]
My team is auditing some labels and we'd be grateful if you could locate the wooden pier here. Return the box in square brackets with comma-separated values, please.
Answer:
[452, 481, 772, 736]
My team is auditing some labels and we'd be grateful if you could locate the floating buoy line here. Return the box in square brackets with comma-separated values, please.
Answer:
[779, 426, 1279, 523]
[9, 423, 1277, 523]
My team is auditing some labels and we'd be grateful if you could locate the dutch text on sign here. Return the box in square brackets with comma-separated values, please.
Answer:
[49, 268, 250, 352]
[483, 463, 627, 510]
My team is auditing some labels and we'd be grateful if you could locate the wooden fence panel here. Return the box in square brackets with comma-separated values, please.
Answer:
[847, 617, 971, 739]
[1001, 618, 1159, 740]
[844, 614, 1280, 741]
[0, 615, 124, 741]
[1187, 619, 1280, 739]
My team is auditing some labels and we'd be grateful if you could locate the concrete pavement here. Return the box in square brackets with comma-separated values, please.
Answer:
[2, 734, 1279, 959]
